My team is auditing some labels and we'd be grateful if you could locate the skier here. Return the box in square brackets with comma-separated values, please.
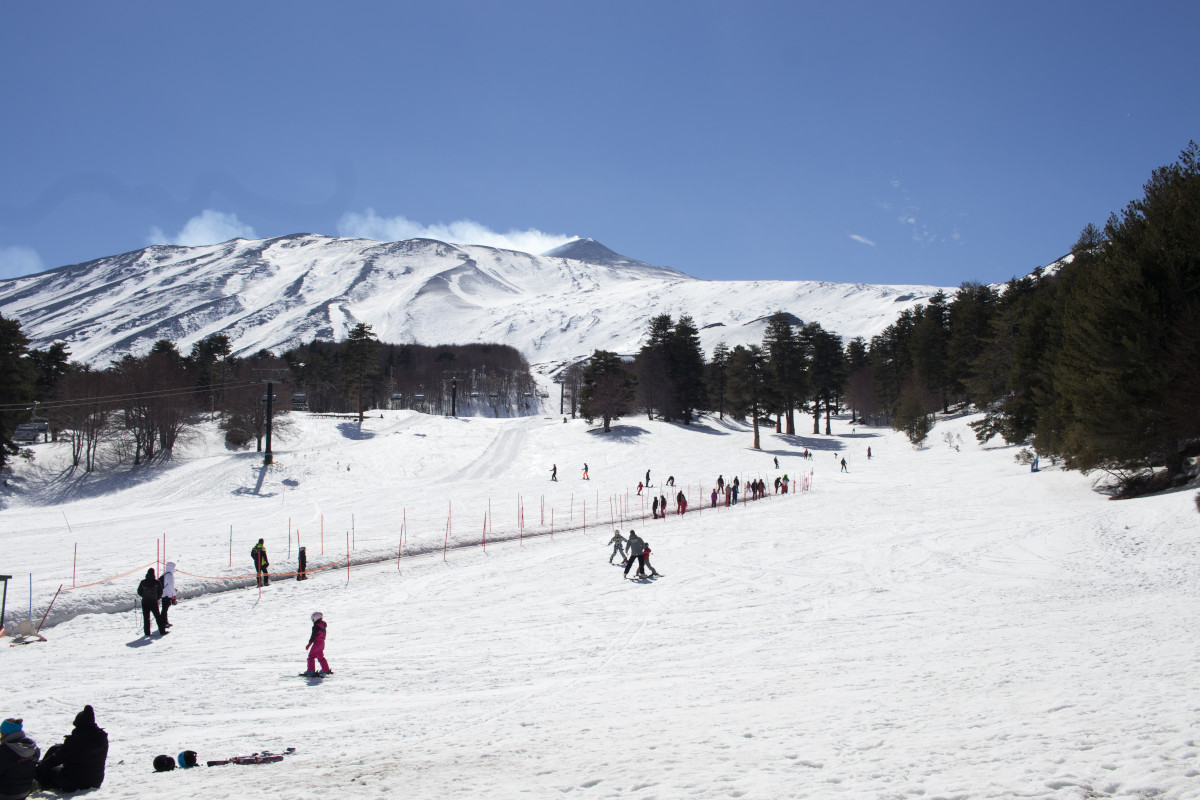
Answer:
[0, 718, 39, 800]
[730, 477, 739, 504]
[666, 475, 675, 486]
[774, 456, 779, 469]
[645, 469, 651, 488]
[297, 546, 308, 581]
[34, 705, 108, 793]
[607, 530, 627, 564]
[840, 458, 848, 473]
[660, 494, 667, 518]
[550, 464, 557, 482]
[651, 495, 659, 519]
[676, 489, 688, 515]
[303, 612, 332, 676]
[251, 539, 269, 587]
[716, 475, 724, 492]
[160, 562, 176, 628]
[642, 542, 660, 577]
[137, 568, 168, 637]
[623, 531, 646, 578]
[774, 476, 781, 494]
[867, 446, 872, 460]
[711, 487, 718, 508]
[582, 463, 589, 480]
[782, 474, 789, 493]
[637, 482, 643, 496]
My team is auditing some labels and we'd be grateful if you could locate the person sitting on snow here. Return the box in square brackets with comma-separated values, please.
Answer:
[35, 705, 108, 792]
[0, 718, 40, 800]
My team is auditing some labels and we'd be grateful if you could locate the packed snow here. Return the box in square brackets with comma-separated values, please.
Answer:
[2, 406, 1198, 799]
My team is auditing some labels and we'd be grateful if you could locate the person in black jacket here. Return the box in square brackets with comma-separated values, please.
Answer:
[137, 568, 168, 637]
[297, 546, 308, 581]
[35, 705, 108, 792]
[0, 718, 40, 800]
[251, 539, 270, 587]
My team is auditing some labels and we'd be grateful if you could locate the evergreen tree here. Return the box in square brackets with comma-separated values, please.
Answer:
[666, 315, 707, 423]
[344, 323, 381, 422]
[706, 341, 731, 420]
[0, 314, 36, 470]
[726, 344, 768, 450]
[580, 350, 636, 432]
[762, 312, 805, 434]
[1054, 141, 1200, 475]
[800, 322, 845, 435]
[636, 314, 675, 420]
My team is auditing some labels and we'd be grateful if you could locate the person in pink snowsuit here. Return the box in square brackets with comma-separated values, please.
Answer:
[304, 612, 331, 676]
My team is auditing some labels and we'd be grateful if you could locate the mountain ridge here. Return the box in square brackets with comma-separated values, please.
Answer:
[0, 234, 952, 367]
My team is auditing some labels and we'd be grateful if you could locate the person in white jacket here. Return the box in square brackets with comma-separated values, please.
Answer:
[160, 562, 177, 629]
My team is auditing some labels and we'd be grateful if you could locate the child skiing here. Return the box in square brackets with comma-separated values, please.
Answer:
[607, 530, 627, 564]
[302, 612, 331, 676]
[642, 542, 660, 577]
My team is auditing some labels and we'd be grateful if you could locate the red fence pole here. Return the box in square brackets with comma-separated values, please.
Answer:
[72, 544, 77, 588]
[37, 585, 62, 634]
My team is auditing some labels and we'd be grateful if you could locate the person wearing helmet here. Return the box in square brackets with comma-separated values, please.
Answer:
[302, 612, 331, 677]
[607, 530, 627, 564]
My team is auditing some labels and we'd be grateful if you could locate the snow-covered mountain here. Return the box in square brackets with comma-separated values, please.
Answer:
[0, 234, 951, 366]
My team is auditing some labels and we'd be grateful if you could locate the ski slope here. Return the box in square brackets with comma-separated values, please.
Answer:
[2, 409, 1198, 799]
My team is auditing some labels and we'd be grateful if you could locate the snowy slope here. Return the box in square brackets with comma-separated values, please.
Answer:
[3, 411, 1198, 799]
[0, 234, 948, 366]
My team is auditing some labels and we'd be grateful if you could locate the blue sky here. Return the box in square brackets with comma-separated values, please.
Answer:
[2, 1, 1198, 287]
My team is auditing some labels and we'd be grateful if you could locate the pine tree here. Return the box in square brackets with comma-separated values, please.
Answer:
[666, 315, 707, 423]
[344, 323, 381, 422]
[726, 344, 768, 450]
[580, 350, 636, 432]
[1054, 142, 1200, 476]
[0, 314, 36, 470]
[763, 312, 805, 434]
[706, 342, 731, 420]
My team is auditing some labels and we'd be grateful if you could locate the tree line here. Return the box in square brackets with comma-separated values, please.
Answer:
[0, 321, 538, 473]
[579, 142, 1200, 492]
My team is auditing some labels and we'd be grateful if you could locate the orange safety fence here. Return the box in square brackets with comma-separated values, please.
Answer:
[174, 558, 349, 582]
[62, 561, 158, 592]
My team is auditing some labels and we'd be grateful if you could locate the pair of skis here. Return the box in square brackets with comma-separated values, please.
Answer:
[207, 747, 296, 767]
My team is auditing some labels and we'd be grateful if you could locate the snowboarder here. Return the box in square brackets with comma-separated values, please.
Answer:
[607, 530, 627, 564]
[550, 464, 557, 481]
[303, 612, 332, 676]
[160, 562, 176, 628]
[651, 496, 659, 519]
[0, 718, 39, 800]
[137, 568, 168, 637]
[642, 542, 660, 577]
[297, 546, 308, 581]
[840, 458, 848, 473]
[623, 531, 646, 578]
[34, 705, 108, 793]
[251, 539, 269, 587]
[582, 463, 589, 480]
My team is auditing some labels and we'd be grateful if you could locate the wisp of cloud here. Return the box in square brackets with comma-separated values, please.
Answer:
[338, 209, 577, 255]
[148, 210, 257, 247]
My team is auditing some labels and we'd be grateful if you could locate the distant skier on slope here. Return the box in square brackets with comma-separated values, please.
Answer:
[582, 463, 589, 480]
[652, 496, 659, 519]
[302, 612, 332, 677]
[297, 546, 308, 581]
[550, 464, 557, 482]
[840, 458, 848, 473]
[645, 469, 651, 488]
[607, 530, 627, 564]
[676, 490, 688, 515]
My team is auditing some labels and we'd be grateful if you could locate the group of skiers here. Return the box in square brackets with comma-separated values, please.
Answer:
[606, 529, 660, 579]
[0, 706, 109, 799]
